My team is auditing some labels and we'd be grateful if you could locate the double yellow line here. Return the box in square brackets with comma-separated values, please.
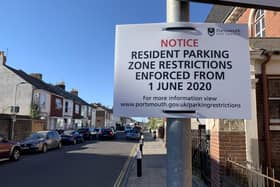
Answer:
[113, 144, 137, 187]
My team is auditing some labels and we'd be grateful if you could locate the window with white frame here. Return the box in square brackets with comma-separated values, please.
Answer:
[268, 77, 280, 124]
[75, 104, 80, 114]
[40, 93, 46, 109]
[255, 9, 265, 37]
[55, 98, 62, 110]
[88, 107, 91, 116]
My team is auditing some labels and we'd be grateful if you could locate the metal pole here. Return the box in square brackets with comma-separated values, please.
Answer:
[11, 84, 19, 140]
[167, 0, 189, 23]
[166, 1, 192, 187]
[11, 82, 26, 140]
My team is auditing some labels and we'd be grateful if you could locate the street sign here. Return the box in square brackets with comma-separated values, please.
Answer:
[114, 22, 251, 119]
[190, 0, 280, 11]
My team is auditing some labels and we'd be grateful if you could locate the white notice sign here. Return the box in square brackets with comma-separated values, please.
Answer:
[114, 23, 251, 119]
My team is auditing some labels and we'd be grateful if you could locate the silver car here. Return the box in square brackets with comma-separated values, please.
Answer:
[20, 131, 62, 153]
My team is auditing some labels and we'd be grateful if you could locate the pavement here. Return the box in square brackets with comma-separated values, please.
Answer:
[122, 132, 207, 187]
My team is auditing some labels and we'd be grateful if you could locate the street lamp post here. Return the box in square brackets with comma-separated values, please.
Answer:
[166, 1, 192, 187]
[11, 81, 26, 140]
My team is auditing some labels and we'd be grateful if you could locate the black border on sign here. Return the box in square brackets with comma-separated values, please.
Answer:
[190, 0, 280, 11]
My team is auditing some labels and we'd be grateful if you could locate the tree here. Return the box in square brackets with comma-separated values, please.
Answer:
[30, 103, 40, 119]
[147, 117, 163, 129]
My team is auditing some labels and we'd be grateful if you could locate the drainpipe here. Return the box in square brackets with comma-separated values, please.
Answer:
[261, 51, 272, 171]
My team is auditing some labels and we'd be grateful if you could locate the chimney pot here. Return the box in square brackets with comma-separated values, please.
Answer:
[0, 51, 7, 65]
[55, 81, 66, 90]
[30, 73, 43, 80]
[71, 89, 78, 96]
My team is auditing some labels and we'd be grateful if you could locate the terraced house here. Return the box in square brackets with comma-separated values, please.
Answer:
[204, 5, 280, 187]
[0, 51, 96, 140]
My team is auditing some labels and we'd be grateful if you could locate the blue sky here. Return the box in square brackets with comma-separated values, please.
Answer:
[0, 0, 212, 107]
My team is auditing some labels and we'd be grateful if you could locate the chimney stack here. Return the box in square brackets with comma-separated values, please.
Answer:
[71, 89, 78, 96]
[55, 81, 66, 90]
[0, 51, 7, 65]
[30, 73, 43, 80]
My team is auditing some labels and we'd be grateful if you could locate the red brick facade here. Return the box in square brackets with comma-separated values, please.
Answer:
[73, 103, 82, 119]
[208, 6, 280, 187]
[265, 11, 280, 37]
[271, 131, 280, 180]
[50, 95, 63, 117]
[210, 130, 246, 187]
[236, 9, 280, 37]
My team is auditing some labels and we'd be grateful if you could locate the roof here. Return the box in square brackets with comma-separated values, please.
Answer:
[205, 5, 234, 23]
[5, 65, 89, 106]
[91, 103, 112, 112]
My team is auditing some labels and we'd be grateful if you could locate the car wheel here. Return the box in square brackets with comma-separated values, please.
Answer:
[10, 148, 20, 161]
[42, 144, 48, 153]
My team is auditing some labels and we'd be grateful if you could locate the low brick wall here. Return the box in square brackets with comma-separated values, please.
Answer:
[271, 131, 280, 182]
[210, 131, 246, 187]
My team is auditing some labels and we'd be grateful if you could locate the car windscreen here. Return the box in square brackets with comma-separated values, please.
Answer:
[27, 133, 46, 139]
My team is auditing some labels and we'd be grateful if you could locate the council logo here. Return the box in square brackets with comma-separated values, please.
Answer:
[208, 27, 215, 37]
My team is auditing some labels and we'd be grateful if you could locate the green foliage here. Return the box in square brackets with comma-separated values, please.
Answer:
[147, 117, 163, 129]
[30, 104, 40, 119]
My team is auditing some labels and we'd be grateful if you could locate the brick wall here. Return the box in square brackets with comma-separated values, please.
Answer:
[32, 120, 47, 132]
[265, 11, 280, 37]
[50, 95, 63, 117]
[236, 9, 250, 24]
[236, 9, 280, 37]
[271, 131, 280, 180]
[210, 130, 246, 187]
[210, 131, 220, 187]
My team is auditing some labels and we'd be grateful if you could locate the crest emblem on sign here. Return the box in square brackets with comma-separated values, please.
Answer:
[208, 28, 215, 36]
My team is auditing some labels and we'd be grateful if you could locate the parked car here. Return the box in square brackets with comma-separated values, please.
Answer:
[20, 131, 62, 153]
[94, 128, 102, 139]
[61, 130, 84, 145]
[124, 126, 132, 133]
[110, 127, 116, 136]
[99, 128, 115, 139]
[78, 128, 97, 140]
[56, 129, 64, 135]
[0, 134, 21, 161]
[126, 130, 141, 140]
[133, 126, 142, 133]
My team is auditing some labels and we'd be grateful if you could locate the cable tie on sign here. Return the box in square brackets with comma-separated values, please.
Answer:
[163, 26, 196, 31]
[162, 110, 196, 114]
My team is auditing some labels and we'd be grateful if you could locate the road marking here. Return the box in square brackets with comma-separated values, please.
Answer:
[113, 144, 137, 187]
